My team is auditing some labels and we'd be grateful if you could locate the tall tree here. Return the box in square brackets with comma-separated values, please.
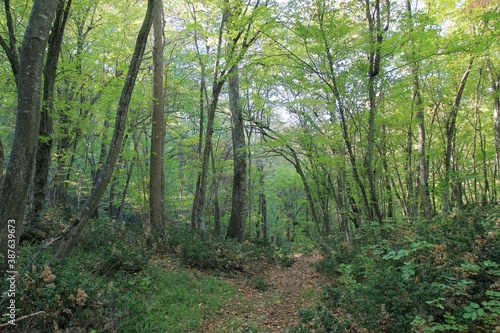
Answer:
[190, 6, 229, 234]
[191, 0, 264, 234]
[0, 0, 59, 275]
[442, 60, 474, 217]
[405, 0, 433, 219]
[149, 0, 166, 232]
[226, 65, 247, 241]
[55, 0, 157, 259]
[364, 0, 389, 223]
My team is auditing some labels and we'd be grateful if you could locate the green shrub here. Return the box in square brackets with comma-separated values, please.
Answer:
[293, 205, 500, 333]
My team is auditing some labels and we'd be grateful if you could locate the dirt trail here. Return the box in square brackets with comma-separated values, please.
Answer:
[201, 253, 326, 333]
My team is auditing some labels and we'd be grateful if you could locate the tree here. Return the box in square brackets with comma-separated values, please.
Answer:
[405, 0, 433, 219]
[442, 59, 474, 216]
[191, 0, 264, 235]
[55, 0, 157, 258]
[226, 65, 247, 241]
[190, 3, 228, 234]
[0, 0, 59, 275]
[364, 0, 389, 223]
[150, 0, 166, 232]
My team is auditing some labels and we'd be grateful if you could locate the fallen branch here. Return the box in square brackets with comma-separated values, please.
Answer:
[0, 311, 45, 328]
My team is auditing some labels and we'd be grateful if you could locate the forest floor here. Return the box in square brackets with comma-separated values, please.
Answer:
[200, 253, 327, 333]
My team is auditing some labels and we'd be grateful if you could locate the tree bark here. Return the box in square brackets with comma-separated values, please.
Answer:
[227, 65, 247, 242]
[150, 0, 166, 231]
[0, 0, 59, 275]
[55, 0, 156, 259]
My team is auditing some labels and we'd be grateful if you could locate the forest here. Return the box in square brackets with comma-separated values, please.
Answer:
[0, 0, 499, 332]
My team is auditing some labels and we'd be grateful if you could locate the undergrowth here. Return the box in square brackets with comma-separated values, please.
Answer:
[291, 205, 500, 333]
[152, 225, 287, 272]
[1, 209, 286, 332]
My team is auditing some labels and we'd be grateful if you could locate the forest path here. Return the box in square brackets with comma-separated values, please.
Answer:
[200, 253, 326, 333]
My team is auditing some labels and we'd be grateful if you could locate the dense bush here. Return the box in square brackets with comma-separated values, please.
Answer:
[292, 205, 500, 333]
[153, 225, 280, 272]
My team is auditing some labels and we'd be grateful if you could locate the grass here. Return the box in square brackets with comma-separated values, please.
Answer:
[118, 265, 235, 333]
[300, 287, 316, 299]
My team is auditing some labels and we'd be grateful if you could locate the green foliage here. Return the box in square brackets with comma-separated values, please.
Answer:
[154, 225, 278, 272]
[293, 205, 500, 333]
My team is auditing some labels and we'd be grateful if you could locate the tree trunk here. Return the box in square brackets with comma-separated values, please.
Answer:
[364, 0, 388, 223]
[210, 146, 222, 236]
[442, 60, 473, 217]
[319, 12, 372, 224]
[256, 159, 268, 241]
[487, 62, 500, 191]
[405, 0, 433, 219]
[149, 0, 165, 231]
[117, 159, 135, 222]
[55, 0, 156, 259]
[90, 121, 110, 219]
[414, 76, 433, 218]
[32, 0, 72, 220]
[0, 0, 59, 275]
[0, 138, 3, 191]
[289, 147, 321, 235]
[191, 9, 229, 234]
[227, 65, 247, 242]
